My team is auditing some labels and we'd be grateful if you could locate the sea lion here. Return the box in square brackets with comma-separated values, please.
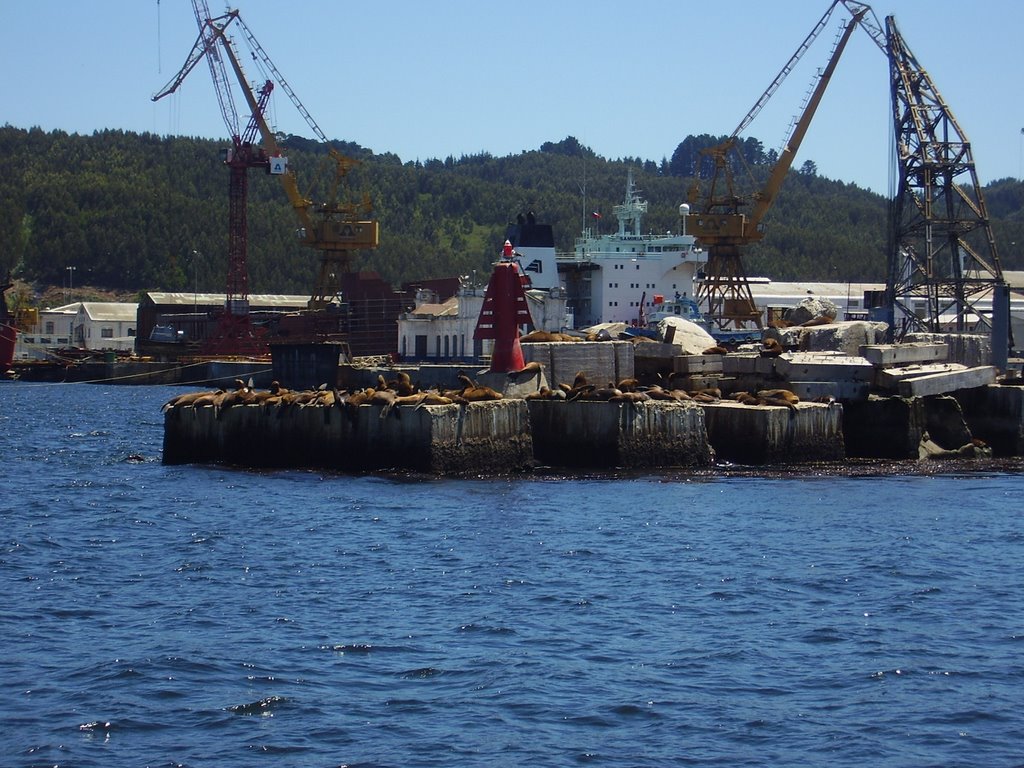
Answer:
[799, 315, 833, 328]
[760, 338, 784, 357]
[616, 377, 641, 392]
[252, 380, 289, 404]
[610, 390, 650, 403]
[574, 384, 622, 402]
[162, 389, 220, 411]
[757, 394, 799, 412]
[525, 386, 565, 401]
[214, 380, 256, 414]
[460, 384, 504, 402]
[644, 385, 688, 402]
[689, 387, 721, 400]
[520, 330, 562, 343]
[507, 360, 543, 380]
[190, 391, 223, 408]
[757, 388, 799, 405]
[388, 371, 416, 396]
[732, 391, 761, 406]
[690, 392, 719, 403]
[702, 346, 729, 356]
[414, 391, 455, 407]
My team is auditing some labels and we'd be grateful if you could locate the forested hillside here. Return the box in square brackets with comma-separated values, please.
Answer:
[1, 125, 1021, 303]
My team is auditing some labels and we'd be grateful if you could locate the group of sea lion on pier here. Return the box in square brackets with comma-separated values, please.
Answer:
[162, 372, 506, 420]
[162, 366, 807, 419]
[522, 370, 803, 411]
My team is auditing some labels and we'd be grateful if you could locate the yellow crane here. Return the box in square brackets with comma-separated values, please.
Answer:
[153, 4, 378, 313]
[686, 2, 873, 329]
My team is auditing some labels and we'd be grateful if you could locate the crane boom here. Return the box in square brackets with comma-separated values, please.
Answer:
[153, 6, 379, 312]
[687, 6, 865, 330]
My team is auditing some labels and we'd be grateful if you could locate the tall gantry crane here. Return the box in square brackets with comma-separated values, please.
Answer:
[686, 1, 877, 330]
[153, 0, 278, 355]
[884, 15, 1008, 362]
[154, 2, 379, 344]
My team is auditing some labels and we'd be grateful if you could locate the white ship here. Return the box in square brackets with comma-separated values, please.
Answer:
[506, 170, 707, 330]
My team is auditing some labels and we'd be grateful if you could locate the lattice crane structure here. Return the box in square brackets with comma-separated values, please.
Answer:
[686, 1, 874, 330]
[154, 2, 380, 356]
[884, 16, 1009, 359]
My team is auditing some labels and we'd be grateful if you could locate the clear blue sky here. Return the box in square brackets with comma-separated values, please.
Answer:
[4, 1, 1022, 195]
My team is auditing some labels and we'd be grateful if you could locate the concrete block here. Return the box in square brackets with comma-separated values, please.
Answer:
[673, 354, 723, 374]
[875, 363, 966, 392]
[545, 341, 621, 390]
[633, 341, 681, 360]
[896, 366, 998, 397]
[776, 353, 875, 382]
[722, 354, 760, 375]
[527, 400, 713, 469]
[700, 400, 844, 464]
[922, 395, 972, 451]
[774, 321, 887, 356]
[955, 383, 1024, 456]
[860, 342, 948, 367]
[788, 380, 870, 402]
[842, 396, 925, 459]
[906, 333, 991, 368]
[519, 343, 554, 379]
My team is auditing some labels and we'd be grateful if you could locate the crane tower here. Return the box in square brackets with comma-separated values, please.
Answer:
[884, 15, 1008, 360]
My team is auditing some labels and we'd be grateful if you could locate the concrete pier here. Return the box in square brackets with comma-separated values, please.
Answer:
[162, 382, 1024, 473]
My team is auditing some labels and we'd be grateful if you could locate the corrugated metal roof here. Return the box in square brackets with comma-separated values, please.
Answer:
[747, 281, 885, 299]
[144, 292, 310, 308]
[78, 302, 138, 322]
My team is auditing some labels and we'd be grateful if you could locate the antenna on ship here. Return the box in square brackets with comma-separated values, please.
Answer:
[579, 150, 587, 237]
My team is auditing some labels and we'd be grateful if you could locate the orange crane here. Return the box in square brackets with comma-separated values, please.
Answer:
[686, 2, 873, 330]
[153, 3, 379, 325]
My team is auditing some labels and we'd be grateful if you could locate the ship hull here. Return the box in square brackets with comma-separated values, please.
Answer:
[0, 321, 15, 369]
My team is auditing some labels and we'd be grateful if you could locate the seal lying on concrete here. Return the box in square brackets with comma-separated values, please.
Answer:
[454, 372, 503, 402]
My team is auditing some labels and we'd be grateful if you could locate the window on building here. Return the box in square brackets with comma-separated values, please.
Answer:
[128, 328, 136, 337]
[101, 328, 114, 339]
[45, 321, 55, 334]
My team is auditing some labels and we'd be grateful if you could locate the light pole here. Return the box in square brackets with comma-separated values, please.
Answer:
[191, 250, 200, 311]
[66, 266, 76, 301]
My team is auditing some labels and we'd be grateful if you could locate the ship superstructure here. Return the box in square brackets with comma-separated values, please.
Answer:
[554, 172, 707, 328]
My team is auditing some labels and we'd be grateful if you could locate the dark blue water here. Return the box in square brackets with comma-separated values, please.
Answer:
[2, 382, 1023, 767]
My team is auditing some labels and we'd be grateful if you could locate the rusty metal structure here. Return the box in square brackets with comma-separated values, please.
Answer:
[153, 2, 381, 358]
[883, 16, 1007, 349]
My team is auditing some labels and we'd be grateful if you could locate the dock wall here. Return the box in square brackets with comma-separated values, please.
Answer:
[163, 399, 534, 474]
[527, 400, 713, 469]
[955, 384, 1024, 456]
[700, 401, 845, 465]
